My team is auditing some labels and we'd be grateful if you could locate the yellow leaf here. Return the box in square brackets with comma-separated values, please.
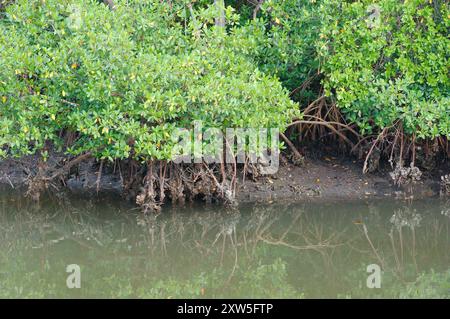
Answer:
[50, 114, 56, 121]
[102, 127, 109, 134]
[1, 96, 7, 103]
[275, 17, 280, 24]
[71, 63, 78, 69]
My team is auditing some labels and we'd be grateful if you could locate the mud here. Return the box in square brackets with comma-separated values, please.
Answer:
[238, 157, 444, 203]
[0, 153, 447, 205]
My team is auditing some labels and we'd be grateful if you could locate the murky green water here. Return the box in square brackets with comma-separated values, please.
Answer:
[0, 190, 449, 298]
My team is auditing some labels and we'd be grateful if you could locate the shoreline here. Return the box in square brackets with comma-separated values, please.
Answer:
[0, 155, 446, 205]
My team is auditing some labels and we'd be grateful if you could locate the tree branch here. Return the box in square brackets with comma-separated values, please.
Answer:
[252, 0, 264, 20]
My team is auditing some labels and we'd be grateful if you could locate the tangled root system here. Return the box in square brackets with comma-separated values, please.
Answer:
[118, 161, 240, 213]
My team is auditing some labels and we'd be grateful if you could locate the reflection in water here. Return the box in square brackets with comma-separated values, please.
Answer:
[0, 191, 449, 298]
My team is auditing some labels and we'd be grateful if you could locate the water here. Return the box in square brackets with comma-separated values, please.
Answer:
[0, 190, 449, 298]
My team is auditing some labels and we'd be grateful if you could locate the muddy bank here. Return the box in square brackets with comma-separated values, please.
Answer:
[0, 154, 447, 204]
[238, 158, 445, 202]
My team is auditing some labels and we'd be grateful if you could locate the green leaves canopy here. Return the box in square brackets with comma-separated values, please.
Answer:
[318, 0, 449, 137]
[1, 0, 448, 162]
[0, 0, 297, 161]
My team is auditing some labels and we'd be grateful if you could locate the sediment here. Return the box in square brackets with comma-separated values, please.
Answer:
[0, 153, 447, 206]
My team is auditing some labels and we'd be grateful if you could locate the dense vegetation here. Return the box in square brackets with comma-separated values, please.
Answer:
[0, 0, 448, 204]
[319, 0, 449, 138]
[1, 0, 448, 158]
[0, 0, 297, 161]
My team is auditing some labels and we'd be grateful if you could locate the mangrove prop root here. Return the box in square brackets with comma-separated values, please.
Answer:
[132, 161, 238, 213]
[25, 152, 92, 201]
[280, 132, 304, 166]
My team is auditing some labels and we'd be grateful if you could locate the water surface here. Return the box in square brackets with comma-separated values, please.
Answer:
[0, 191, 449, 298]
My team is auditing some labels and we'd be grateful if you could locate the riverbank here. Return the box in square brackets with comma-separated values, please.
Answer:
[238, 158, 444, 203]
[0, 154, 446, 204]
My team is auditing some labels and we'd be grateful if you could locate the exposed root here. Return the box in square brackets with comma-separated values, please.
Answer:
[136, 161, 161, 214]
[362, 126, 389, 174]
[283, 96, 447, 175]
[358, 121, 448, 174]
[280, 132, 304, 166]
[25, 152, 92, 202]
[96, 159, 104, 194]
[288, 97, 361, 149]
[132, 161, 239, 214]
[167, 165, 185, 204]
[416, 139, 440, 170]
[441, 174, 450, 196]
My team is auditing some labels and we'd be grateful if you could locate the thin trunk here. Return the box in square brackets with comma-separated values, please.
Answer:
[253, 0, 264, 20]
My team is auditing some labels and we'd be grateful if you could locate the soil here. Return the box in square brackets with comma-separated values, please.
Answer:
[238, 157, 444, 203]
[0, 153, 447, 204]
